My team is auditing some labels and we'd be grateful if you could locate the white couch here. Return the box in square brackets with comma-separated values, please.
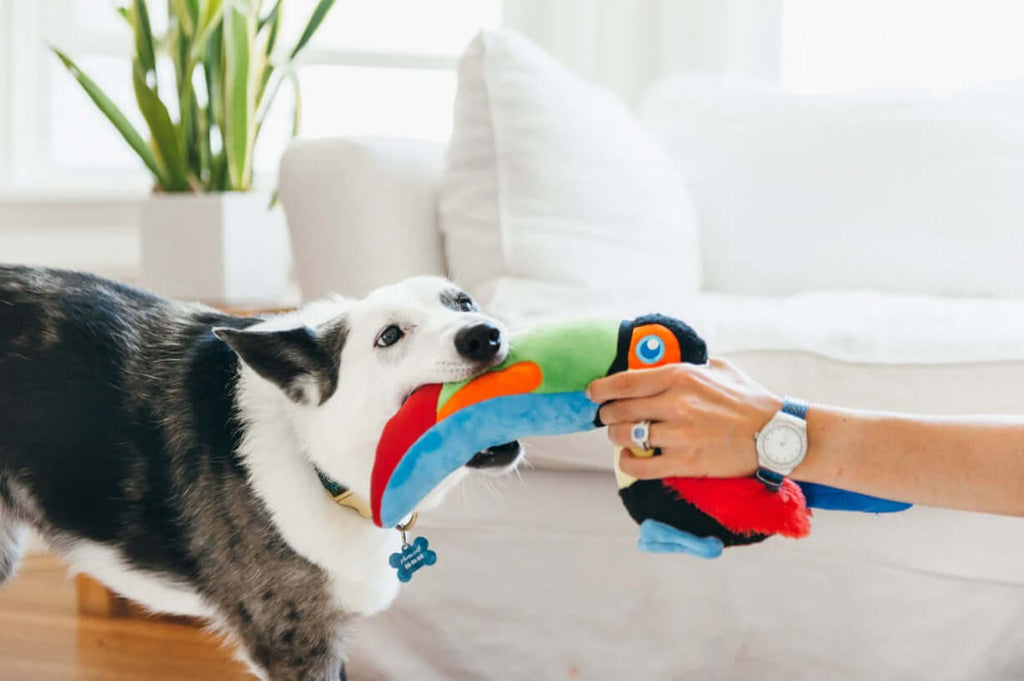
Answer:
[279, 78, 1024, 679]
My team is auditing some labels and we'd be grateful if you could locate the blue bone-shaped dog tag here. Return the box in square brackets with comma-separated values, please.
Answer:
[389, 536, 437, 582]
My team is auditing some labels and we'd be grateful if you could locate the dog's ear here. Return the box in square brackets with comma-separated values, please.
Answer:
[214, 322, 346, 405]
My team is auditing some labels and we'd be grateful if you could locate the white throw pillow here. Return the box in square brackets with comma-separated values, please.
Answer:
[440, 29, 701, 303]
[638, 75, 1024, 297]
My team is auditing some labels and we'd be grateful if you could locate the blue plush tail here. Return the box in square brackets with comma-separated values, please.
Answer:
[797, 482, 912, 513]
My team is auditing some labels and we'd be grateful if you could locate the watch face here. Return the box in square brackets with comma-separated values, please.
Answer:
[762, 424, 805, 466]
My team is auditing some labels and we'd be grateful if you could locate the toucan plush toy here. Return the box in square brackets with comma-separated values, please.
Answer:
[370, 315, 910, 565]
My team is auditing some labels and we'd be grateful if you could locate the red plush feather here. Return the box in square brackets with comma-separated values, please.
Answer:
[661, 476, 812, 539]
[371, 384, 443, 526]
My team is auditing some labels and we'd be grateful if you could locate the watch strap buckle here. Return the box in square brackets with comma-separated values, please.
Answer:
[755, 467, 785, 492]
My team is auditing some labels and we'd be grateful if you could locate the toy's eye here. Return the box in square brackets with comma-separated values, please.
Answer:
[635, 334, 665, 365]
[375, 325, 405, 348]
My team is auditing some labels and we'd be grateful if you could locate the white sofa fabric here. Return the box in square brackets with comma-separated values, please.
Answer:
[279, 136, 447, 300]
[347, 470, 1024, 681]
[639, 75, 1024, 297]
[440, 30, 702, 302]
[280, 135, 1024, 681]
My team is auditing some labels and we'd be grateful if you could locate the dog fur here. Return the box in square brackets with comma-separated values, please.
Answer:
[0, 264, 518, 680]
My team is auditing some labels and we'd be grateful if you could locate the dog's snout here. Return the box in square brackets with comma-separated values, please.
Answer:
[455, 323, 502, 362]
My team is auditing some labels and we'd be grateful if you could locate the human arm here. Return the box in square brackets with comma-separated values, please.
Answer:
[588, 358, 1024, 517]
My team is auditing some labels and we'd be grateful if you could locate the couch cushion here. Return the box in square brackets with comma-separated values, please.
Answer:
[484, 281, 1024, 470]
[638, 75, 1024, 297]
[488, 281, 1024, 364]
[280, 137, 447, 299]
[440, 29, 701, 303]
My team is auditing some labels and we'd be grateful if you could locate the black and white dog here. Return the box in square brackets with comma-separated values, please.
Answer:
[0, 265, 521, 680]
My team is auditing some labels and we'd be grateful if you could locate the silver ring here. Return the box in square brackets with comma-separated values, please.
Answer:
[630, 420, 652, 451]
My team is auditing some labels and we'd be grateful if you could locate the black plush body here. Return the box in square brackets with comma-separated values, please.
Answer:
[0, 265, 351, 679]
[619, 480, 768, 548]
[606, 315, 771, 550]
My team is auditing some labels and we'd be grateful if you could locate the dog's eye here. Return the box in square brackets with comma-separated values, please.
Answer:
[456, 295, 476, 312]
[375, 325, 405, 348]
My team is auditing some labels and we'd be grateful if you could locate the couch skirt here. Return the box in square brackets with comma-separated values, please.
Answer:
[348, 468, 1024, 680]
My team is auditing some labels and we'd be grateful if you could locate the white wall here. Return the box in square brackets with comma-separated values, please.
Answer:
[0, 196, 143, 282]
[503, 0, 783, 104]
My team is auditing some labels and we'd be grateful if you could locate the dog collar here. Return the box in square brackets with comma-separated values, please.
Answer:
[315, 466, 374, 520]
[316, 466, 433, 582]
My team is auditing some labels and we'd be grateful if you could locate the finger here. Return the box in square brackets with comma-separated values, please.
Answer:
[598, 395, 680, 425]
[618, 448, 692, 480]
[707, 356, 732, 370]
[607, 422, 684, 449]
[586, 365, 685, 403]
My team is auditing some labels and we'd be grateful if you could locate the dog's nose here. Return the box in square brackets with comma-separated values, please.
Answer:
[455, 323, 502, 362]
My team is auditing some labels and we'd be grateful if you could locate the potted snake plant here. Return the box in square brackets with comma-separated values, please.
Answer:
[54, 0, 335, 305]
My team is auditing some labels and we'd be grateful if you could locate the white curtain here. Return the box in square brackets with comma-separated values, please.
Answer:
[502, 0, 783, 105]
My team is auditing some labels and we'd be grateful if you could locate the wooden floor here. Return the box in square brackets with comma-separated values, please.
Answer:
[0, 553, 253, 681]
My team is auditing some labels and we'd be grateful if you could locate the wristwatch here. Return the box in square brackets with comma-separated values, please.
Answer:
[754, 397, 809, 491]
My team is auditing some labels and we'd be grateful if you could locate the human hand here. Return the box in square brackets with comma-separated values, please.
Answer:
[587, 358, 782, 480]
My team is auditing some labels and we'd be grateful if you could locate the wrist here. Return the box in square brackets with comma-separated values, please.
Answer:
[763, 395, 784, 421]
[754, 396, 807, 482]
[747, 394, 782, 474]
[789, 403, 833, 483]
[753, 394, 784, 434]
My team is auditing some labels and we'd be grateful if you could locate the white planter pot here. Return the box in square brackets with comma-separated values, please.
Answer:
[140, 192, 291, 307]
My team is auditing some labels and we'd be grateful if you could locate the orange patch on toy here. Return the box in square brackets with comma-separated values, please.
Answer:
[437, 361, 543, 421]
[627, 324, 681, 370]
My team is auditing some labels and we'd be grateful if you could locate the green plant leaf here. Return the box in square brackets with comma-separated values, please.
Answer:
[129, 0, 157, 78]
[199, 0, 225, 33]
[180, 83, 199, 177]
[171, 0, 197, 36]
[51, 48, 166, 186]
[254, 0, 281, 107]
[289, 0, 335, 60]
[132, 59, 189, 191]
[187, 0, 201, 29]
[259, 0, 281, 54]
[202, 15, 229, 191]
[256, 59, 275, 109]
[223, 3, 254, 190]
[202, 22, 224, 136]
[163, 21, 191, 178]
[288, 68, 301, 137]
[190, 0, 224, 62]
[196, 100, 212, 188]
[255, 67, 282, 128]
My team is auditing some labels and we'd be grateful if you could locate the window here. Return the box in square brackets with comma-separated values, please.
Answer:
[0, 0, 499, 281]
[0, 0, 501, 193]
[782, 0, 1024, 93]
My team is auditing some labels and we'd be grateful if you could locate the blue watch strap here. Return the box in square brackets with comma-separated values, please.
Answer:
[755, 467, 785, 492]
[781, 396, 809, 420]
